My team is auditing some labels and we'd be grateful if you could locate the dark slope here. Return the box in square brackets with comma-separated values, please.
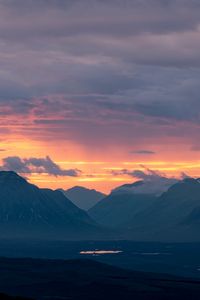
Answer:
[89, 192, 157, 227]
[0, 257, 200, 300]
[0, 171, 100, 239]
[89, 178, 200, 241]
[123, 178, 200, 241]
[61, 186, 106, 210]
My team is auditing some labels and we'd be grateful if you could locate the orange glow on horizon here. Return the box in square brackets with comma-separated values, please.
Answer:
[22, 158, 200, 194]
[1, 132, 200, 194]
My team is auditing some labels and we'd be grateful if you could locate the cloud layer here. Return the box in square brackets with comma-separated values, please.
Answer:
[0, 156, 81, 177]
[0, 0, 199, 175]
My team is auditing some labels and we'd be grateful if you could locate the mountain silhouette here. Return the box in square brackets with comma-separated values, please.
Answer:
[89, 191, 156, 227]
[61, 186, 106, 210]
[0, 171, 99, 239]
[90, 178, 200, 241]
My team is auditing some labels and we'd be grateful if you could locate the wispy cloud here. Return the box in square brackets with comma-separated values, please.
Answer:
[130, 150, 156, 155]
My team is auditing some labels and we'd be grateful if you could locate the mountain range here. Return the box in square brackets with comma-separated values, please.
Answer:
[89, 192, 156, 227]
[1, 171, 200, 242]
[61, 186, 106, 210]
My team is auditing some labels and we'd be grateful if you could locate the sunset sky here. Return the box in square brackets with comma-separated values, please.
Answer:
[1, 0, 200, 193]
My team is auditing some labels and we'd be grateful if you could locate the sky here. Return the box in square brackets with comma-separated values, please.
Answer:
[1, 0, 200, 193]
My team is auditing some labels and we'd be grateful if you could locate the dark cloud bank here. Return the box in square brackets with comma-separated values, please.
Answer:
[0, 1, 200, 148]
[0, 156, 81, 177]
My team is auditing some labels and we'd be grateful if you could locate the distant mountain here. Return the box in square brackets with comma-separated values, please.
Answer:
[61, 186, 106, 210]
[123, 178, 200, 241]
[89, 186, 157, 227]
[89, 179, 169, 227]
[90, 178, 200, 242]
[0, 171, 100, 239]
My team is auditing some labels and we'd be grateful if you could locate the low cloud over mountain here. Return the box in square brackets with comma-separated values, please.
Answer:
[111, 168, 179, 196]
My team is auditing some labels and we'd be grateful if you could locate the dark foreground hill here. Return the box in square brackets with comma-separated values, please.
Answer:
[0, 294, 31, 300]
[0, 257, 200, 300]
[0, 171, 101, 239]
